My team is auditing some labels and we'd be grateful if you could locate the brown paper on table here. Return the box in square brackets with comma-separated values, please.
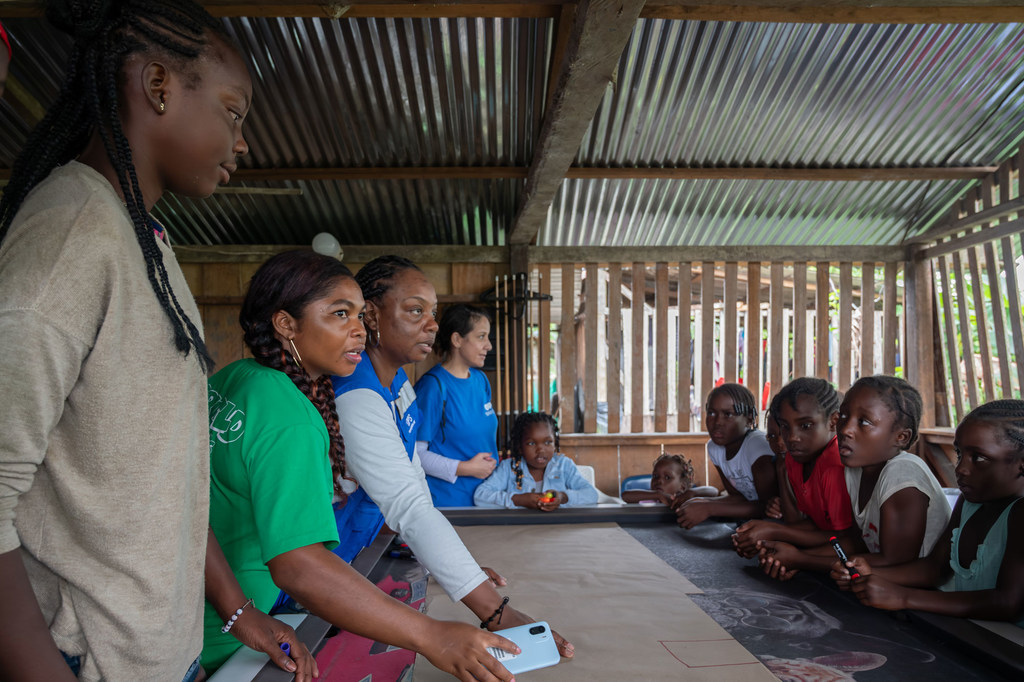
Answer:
[414, 523, 775, 681]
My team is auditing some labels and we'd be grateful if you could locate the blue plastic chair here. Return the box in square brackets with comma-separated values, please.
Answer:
[621, 474, 652, 496]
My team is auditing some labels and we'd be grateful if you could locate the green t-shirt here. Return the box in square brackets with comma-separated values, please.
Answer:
[202, 359, 340, 671]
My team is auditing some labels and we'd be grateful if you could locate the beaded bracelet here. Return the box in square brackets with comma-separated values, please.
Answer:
[221, 597, 254, 634]
[479, 596, 509, 629]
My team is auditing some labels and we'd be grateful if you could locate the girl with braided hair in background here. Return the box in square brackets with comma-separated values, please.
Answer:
[474, 411, 598, 510]
[832, 399, 1024, 625]
[674, 383, 779, 528]
[731, 378, 855, 566]
[203, 251, 522, 680]
[0, 1, 310, 679]
[333, 255, 576, 660]
[758, 376, 950, 580]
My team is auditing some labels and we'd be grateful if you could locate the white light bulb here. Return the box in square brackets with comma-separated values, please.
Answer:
[312, 232, 342, 259]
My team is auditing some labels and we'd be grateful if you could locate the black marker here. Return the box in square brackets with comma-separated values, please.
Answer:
[828, 535, 860, 579]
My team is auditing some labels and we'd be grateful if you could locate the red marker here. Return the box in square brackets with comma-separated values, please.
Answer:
[829, 535, 861, 579]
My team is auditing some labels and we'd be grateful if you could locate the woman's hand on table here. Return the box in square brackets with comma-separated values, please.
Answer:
[491, 605, 575, 659]
[422, 621, 518, 682]
[229, 608, 319, 681]
[481, 566, 508, 587]
[458, 452, 498, 479]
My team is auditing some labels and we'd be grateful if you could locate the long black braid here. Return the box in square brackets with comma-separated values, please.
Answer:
[848, 375, 923, 448]
[0, 0, 230, 372]
[961, 399, 1024, 458]
[508, 411, 560, 490]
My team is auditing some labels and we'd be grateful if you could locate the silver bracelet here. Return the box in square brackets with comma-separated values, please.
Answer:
[220, 597, 254, 634]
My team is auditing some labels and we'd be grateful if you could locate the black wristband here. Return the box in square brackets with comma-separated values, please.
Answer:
[480, 596, 510, 629]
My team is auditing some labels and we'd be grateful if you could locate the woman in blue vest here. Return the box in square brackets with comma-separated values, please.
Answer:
[415, 305, 499, 507]
[333, 256, 574, 658]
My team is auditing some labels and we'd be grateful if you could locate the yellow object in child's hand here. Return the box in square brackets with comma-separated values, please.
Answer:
[541, 492, 555, 501]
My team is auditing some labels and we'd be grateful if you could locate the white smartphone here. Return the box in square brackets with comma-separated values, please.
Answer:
[486, 621, 561, 675]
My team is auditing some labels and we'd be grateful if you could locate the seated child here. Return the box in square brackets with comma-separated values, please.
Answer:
[732, 377, 854, 560]
[674, 384, 779, 528]
[832, 399, 1024, 625]
[759, 376, 951, 579]
[474, 411, 599, 509]
[622, 454, 716, 505]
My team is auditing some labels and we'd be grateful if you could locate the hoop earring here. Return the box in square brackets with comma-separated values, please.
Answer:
[371, 326, 383, 348]
[288, 338, 304, 367]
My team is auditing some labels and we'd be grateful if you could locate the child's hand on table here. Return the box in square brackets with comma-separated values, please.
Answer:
[830, 555, 871, 591]
[731, 519, 777, 558]
[537, 490, 566, 511]
[675, 498, 713, 529]
[756, 540, 800, 581]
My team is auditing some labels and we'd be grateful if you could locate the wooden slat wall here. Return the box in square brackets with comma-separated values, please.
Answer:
[527, 259, 906, 434]
[560, 265, 576, 430]
[927, 154, 1024, 424]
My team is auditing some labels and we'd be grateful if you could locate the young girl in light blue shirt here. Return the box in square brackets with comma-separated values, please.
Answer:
[474, 412, 599, 509]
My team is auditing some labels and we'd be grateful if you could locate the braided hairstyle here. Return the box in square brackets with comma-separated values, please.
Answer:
[706, 382, 758, 427]
[436, 304, 490, 361]
[771, 377, 841, 422]
[508, 411, 560, 490]
[653, 453, 696, 489]
[0, 0, 233, 373]
[961, 399, 1024, 458]
[847, 375, 923, 448]
[354, 255, 422, 343]
[240, 250, 355, 497]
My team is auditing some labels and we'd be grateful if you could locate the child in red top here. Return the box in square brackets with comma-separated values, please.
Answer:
[732, 378, 853, 569]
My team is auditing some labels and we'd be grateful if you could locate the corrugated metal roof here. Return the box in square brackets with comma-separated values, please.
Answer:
[2, 14, 1023, 248]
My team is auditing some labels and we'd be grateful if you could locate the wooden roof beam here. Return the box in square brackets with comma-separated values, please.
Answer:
[3, 1, 1023, 21]
[509, 0, 646, 246]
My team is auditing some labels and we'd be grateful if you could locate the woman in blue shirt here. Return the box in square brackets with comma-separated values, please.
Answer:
[415, 305, 499, 507]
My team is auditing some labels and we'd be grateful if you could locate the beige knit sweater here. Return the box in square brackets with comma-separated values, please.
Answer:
[0, 162, 209, 681]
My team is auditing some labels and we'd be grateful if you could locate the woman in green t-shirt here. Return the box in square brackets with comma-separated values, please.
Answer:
[203, 250, 517, 681]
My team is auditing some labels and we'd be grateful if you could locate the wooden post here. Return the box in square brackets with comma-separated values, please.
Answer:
[655, 263, 669, 432]
[538, 264, 551, 413]
[723, 263, 738, 383]
[816, 262, 831, 381]
[907, 250, 937, 428]
[701, 263, 716, 410]
[584, 263, 599, 433]
[860, 263, 875, 378]
[560, 264, 577, 431]
[838, 262, 853, 391]
[769, 262, 784, 401]
[607, 264, 622, 433]
[632, 262, 646, 433]
[883, 262, 899, 375]
[793, 262, 807, 379]
[677, 263, 693, 431]
[746, 262, 762, 396]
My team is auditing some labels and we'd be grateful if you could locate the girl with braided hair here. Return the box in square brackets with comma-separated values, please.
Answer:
[474, 411, 598, 510]
[674, 383, 779, 529]
[833, 399, 1024, 625]
[0, 1, 306, 680]
[333, 255, 576, 660]
[732, 377, 854, 562]
[203, 251, 521, 680]
[759, 376, 950, 580]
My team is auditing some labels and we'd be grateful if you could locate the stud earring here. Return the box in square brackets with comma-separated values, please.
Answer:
[288, 338, 303, 367]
